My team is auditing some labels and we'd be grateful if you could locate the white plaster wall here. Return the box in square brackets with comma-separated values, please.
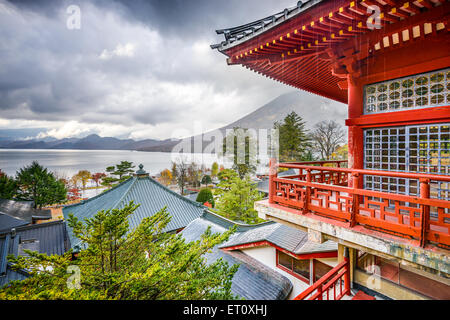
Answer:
[242, 246, 310, 300]
[316, 257, 339, 268]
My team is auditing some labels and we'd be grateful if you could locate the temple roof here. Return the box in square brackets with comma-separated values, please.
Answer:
[219, 216, 337, 255]
[212, 0, 321, 50]
[0, 199, 52, 225]
[181, 211, 293, 300]
[211, 0, 449, 103]
[63, 169, 205, 249]
[0, 220, 69, 287]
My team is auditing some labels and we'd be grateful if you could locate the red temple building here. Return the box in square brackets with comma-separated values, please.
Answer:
[212, 0, 450, 299]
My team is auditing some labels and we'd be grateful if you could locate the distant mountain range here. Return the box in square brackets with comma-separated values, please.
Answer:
[0, 91, 346, 152]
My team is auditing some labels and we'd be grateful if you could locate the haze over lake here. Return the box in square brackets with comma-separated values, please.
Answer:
[0, 149, 222, 178]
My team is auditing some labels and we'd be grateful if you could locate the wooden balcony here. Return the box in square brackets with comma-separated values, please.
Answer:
[268, 160, 450, 249]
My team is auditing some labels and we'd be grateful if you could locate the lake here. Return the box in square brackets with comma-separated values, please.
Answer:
[0, 149, 222, 178]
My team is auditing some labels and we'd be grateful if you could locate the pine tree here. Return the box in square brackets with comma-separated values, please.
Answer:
[274, 112, 311, 162]
[15, 161, 67, 208]
[0, 201, 238, 300]
[196, 188, 215, 207]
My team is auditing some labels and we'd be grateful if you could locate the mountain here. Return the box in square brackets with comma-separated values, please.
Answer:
[0, 134, 174, 151]
[139, 91, 347, 152]
[0, 91, 346, 152]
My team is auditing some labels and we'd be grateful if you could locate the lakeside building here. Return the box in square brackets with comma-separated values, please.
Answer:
[212, 0, 450, 299]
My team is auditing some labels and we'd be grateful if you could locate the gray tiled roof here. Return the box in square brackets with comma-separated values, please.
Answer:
[181, 212, 292, 300]
[63, 175, 205, 249]
[220, 220, 337, 255]
[0, 199, 52, 223]
[0, 220, 69, 287]
[0, 213, 28, 233]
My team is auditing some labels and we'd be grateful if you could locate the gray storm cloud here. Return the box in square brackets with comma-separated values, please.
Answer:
[0, 0, 344, 140]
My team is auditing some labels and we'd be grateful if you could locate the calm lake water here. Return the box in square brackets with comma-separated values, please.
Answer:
[0, 149, 222, 178]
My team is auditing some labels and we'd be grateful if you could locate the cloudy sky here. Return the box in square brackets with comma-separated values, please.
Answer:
[0, 0, 344, 141]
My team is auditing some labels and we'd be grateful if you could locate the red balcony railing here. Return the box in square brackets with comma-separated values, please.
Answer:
[269, 160, 450, 249]
[294, 258, 350, 300]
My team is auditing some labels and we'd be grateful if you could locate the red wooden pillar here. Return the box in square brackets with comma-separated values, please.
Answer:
[347, 77, 364, 188]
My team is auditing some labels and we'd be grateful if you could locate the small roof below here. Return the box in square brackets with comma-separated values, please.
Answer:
[0, 220, 69, 287]
[220, 218, 337, 255]
[0, 199, 52, 224]
[182, 211, 292, 300]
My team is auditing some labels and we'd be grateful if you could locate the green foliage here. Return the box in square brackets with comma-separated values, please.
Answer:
[102, 161, 135, 187]
[0, 171, 17, 199]
[216, 176, 263, 224]
[15, 161, 67, 208]
[0, 201, 239, 300]
[196, 188, 215, 207]
[211, 162, 219, 177]
[222, 128, 257, 179]
[274, 111, 311, 162]
[201, 175, 212, 186]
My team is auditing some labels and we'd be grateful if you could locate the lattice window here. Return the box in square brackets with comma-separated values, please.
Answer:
[364, 68, 449, 115]
[364, 123, 449, 201]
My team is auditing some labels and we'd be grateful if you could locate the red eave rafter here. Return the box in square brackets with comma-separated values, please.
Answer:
[222, 0, 448, 103]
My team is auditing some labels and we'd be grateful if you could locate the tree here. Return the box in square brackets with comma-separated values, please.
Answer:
[223, 128, 257, 179]
[0, 170, 17, 199]
[91, 173, 106, 187]
[196, 188, 215, 207]
[311, 120, 346, 160]
[172, 158, 189, 195]
[216, 176, 263, 224]
[211, 162, 219, 178]
[187, 162, 202, 187]
[0, 201, 238, 300]
[159, 169, 173, 186]
[15, 161, 67, 208]
[274, 111, 311, 162]
[75, 170, 91, 190]
[102, 161, 135, 187]
[201, 175, 212, 187]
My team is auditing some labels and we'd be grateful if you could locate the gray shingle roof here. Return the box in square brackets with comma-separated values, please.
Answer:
[0, 199, 52, 223]
[0, 220, 69, 287]
[220, 219, 337, 255]
[0, 213, 29, 233]
[181, 212, 292, 300]
[63, 175, 205, 249]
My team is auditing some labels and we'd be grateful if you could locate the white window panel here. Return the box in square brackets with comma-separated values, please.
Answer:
[364, 68, 449, 115]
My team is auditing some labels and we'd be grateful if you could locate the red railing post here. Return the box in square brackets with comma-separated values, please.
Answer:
[303, 168, 312, 214]
[269, 158, 277, 204]
[350, 173, 360, 228]
[343, 248, 351, 295]
[419, 178, 430, 248]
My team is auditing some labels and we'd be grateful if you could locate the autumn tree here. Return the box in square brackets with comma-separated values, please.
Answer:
[274, 112, 311, 162]
[0, 202, 238, 300]
[159, 169, 173, 186]
[311, 120, 346, 160]
[15, 161, 67, 208]
[91, 173, 106, 187]
[75, 170, 91, 190]
[211, 162, 219, 178]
